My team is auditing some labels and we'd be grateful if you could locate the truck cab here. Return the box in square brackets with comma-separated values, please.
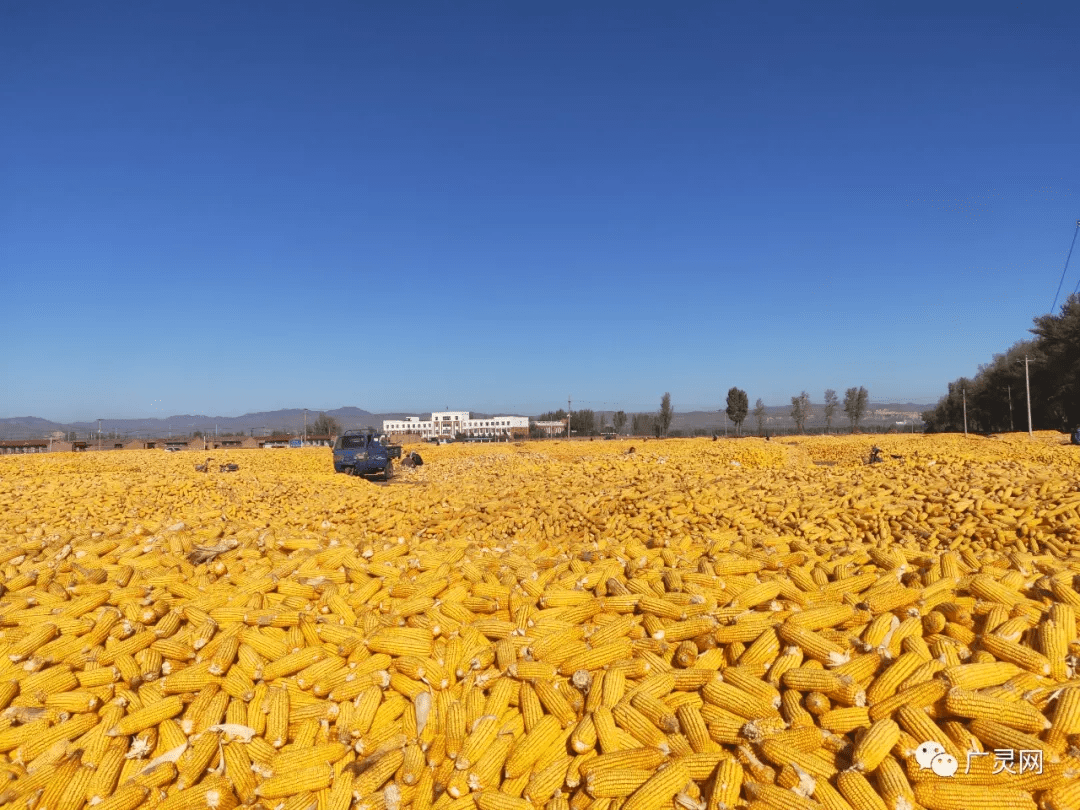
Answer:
[332, 429, 394, 480]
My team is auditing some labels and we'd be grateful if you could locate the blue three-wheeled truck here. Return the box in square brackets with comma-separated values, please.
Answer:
[332, 429, 397, 480]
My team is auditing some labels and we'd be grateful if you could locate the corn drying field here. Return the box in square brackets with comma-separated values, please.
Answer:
[0, 433, 1079, 810]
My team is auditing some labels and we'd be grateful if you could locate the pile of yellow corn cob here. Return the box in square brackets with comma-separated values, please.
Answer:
[0, 434, 1077, 810]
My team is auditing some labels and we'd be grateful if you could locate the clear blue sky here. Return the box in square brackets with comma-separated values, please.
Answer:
[2, 1, 1077, 422]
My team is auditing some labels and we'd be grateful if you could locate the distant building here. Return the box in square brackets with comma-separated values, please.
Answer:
[384, 412, 529, 440]
[533, 420, 568, 438]
[205, 437, 244, 449]
[253, 435, 292, 449]
[82, 437, 130, 451]
[0, 439, 49, 455]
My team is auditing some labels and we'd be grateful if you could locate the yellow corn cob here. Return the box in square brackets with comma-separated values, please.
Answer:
[894, 705, 962, 760]
[157, 775, 237, 810]
[222, 741, 258, 804]
[782, 667, 849, 694]
[849, 718, 899, 772]
[525, 754, 571, 804]
[701, 677, 781, 720]
[978, 634, 1051, 675]
[458, 714, 503, 771]
[467, 734, 516, 791]
[533, 681, 578, 727]
[777, 623, 851, 666]
[159, 661, 219, 694]
[269, 742, 349, 777]
[22, 665, 79, 696]
[261, 646, 326, 681]
[170, 732, 216, 788]
[941, 661, 1022, 690]
[476, 791, 535, 810]
[600, 669, 626, 708]
[819, 707, 870, 734]
[368, 628, 435, 658]
[266, 685, 290, 748]
[579, 747, 668, 778]
[504, 714, 563, 778]
[564, 712, 596, 754]
[586, 769, 656, 798]
[706, 757, 742, 810]
[412, 768, 435, 810]
[91, 783, 152, 810]
[912, 782, 1036, 810]
[622, 761, 690, 810]
[612, 703, 668, 748]
[1040, 780, 1080, 810]
[868, 679, 947, 722]
[944, 687, 1050, 733]
[509, 661, 558, 682]
[864, 652, 924, 703]
[352, 748, 406, 797]
[1048, 684, 1080, 739]
[630, 692, 679, 734]
[189, 689, 229, 735]
[7, 623, 58, 662]
[873, 754, 915, 810]
[757, 738, 835, 779]
[14, 712, 96, 762]
[256, 763, 334, 800]
[742, 782, 819, 810]
[558, 640, 634, 676]
[966, 718, 1057, 763]
[1036, 619, 1069, 680]
[835, 770, 888, 810]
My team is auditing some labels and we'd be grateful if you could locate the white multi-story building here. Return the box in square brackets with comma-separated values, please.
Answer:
[383, 411, 529, 440]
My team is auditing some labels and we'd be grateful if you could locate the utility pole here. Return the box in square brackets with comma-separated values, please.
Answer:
[567, 397, 571, 440]
[1025, 355, 1033, 437]
[962, 389, 967, 437]
[98, 419, 102, 451]
[1007, 385, 1014, 432]
[304, 409, 308, 446]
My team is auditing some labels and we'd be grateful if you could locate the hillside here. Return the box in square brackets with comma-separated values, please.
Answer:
[0, 402, 926, 440]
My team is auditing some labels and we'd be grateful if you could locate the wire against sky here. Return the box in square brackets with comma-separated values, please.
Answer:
[1051, 221, 1080, 312]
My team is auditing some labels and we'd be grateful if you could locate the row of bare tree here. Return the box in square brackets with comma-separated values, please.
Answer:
[722, 387, 870, 435]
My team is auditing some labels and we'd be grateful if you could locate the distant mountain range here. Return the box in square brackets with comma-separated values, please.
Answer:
[0, 407, 382, 440]
[0, 403, 928, 440]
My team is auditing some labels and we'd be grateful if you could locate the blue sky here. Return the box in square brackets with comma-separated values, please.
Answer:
[2, 1, 1077, 422]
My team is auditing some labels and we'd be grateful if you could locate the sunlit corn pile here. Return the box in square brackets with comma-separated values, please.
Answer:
[0, 433, 1078, 810]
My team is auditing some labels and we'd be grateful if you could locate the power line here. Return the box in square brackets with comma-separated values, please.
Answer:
[1051, 220, 1080, 312]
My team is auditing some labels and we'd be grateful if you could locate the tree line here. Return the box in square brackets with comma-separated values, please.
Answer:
[533, 407, 647, 438]
[534, 386, 873, 439]
[725, 386, 869, 434]
[922, 293, 1080, 433]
